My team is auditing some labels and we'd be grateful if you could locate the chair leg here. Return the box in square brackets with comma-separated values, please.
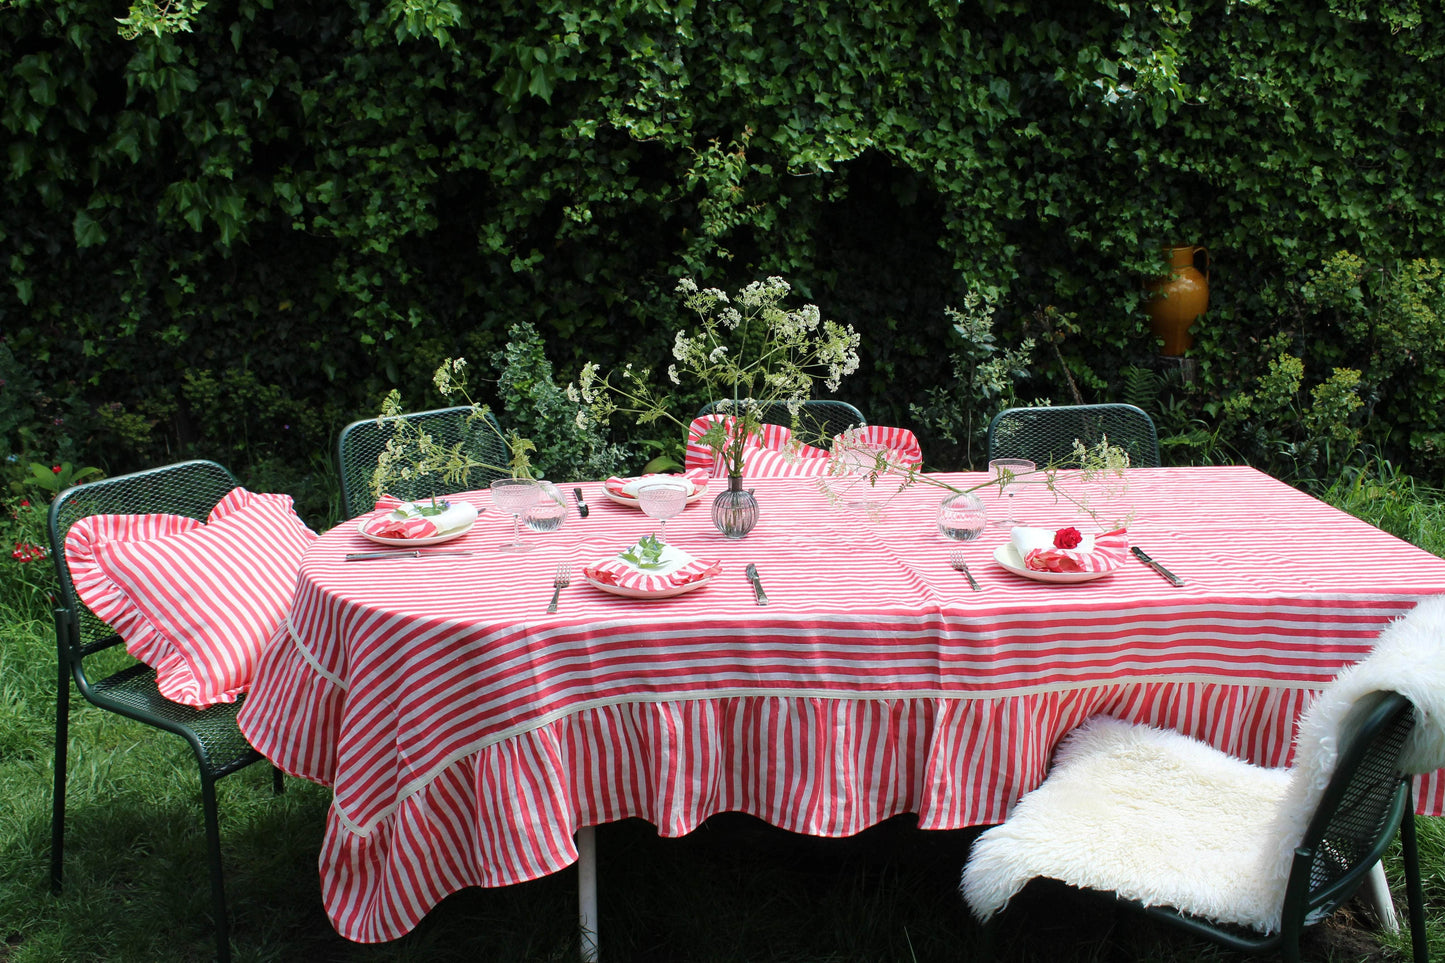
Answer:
[1364, 860, 1399, 931]
[51, 663, 70, 896]
[977, 913, 999, 963]
[1401, 810, 1428, 963]
[200, 773, 232, 963]
[273, 765, 285, 796]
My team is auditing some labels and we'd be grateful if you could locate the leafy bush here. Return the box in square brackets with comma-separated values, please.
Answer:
[493, 322, 635, 481]
[3, 1, 1444, 483]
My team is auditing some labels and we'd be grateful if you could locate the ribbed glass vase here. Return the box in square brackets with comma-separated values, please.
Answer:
[711, 475, 759, 538]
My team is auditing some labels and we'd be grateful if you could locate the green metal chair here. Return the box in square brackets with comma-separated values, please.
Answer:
[967, 690, 1428, 963]
[47, 459, 283, 963]
[987, 403, 1160, 468]
[336, 405, 510, 519]
[695, 399, 866, 445]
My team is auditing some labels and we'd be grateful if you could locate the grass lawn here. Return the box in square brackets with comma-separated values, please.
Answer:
[1, 464, 1441, 962]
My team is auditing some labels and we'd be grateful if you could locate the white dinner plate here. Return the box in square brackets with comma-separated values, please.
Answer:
[601, 478, 707, 509]
[993, 543, 1119, 584]
[358, 504, 478, 547]
[583, 542, 714, 599]
[583, 573, 713, 599]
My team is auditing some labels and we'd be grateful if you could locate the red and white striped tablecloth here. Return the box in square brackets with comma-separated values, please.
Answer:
[238, 465, 1445, 942]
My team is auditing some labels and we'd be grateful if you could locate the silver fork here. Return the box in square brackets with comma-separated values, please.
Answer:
[948, 548, 981, 591]
[547, 563, 572, 613]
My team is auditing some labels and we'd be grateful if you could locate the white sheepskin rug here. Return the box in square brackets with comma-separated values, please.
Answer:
[961, 594, 1445, 933]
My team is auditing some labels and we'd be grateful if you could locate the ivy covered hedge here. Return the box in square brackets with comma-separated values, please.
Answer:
[3, 0, 1443, 491]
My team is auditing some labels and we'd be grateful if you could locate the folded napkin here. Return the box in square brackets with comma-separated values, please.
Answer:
[366, 497, 479, 539]
[604, 469, 710, 499]
[583, 543, 722, 593]
[1011, 526, 1129, 573]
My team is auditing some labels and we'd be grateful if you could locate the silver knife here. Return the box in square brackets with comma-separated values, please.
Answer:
[1131, 546, 1184, 586]
[573, 487, 589, 517]
[345, 549, 474, 561]
[745, 563, 769, 606]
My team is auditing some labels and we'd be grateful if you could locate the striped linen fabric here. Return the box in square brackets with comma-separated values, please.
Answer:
[66, 488, 317, 707]
[237, 467, 1445, 942]
[684, 416, 924, 478]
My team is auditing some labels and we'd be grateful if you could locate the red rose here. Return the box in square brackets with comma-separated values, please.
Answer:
[1053, 527, 1083, 549]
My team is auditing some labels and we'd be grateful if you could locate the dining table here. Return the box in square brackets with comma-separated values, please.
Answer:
[237, 464, 1445, 954]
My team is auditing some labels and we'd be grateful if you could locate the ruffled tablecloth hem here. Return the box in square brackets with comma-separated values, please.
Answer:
[308, 682, 1340, 943]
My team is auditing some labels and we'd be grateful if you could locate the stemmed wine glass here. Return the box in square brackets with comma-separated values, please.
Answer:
[636, 480, 690, 541]
[490, 478, 541, 552]
[987, 458, 1035, 528]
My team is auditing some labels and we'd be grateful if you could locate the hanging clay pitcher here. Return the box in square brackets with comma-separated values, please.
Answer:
[1143, 245, 1209, 356]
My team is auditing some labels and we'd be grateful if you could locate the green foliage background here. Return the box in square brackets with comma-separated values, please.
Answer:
[3, 0, 1443, 484]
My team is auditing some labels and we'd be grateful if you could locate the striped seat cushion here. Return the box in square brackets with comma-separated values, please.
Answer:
[65, 488, 317, 707]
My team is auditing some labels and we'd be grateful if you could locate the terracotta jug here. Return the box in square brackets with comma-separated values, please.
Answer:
[1143, 245, 1209, 356]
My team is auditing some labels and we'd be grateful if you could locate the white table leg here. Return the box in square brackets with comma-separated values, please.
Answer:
[1365, 859, 1399, 932]
[578, 826, 599, 962]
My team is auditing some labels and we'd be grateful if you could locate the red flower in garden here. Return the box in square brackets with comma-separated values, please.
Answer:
[51, 465, 62, 473]
[19, 500, 29, 507]
[11, 541, 47, 563]
[1053, 527, 1084, 549]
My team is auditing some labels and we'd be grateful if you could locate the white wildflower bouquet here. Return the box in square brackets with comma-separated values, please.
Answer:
[572, 276, 861, 477]
[371, 358, 536, 509]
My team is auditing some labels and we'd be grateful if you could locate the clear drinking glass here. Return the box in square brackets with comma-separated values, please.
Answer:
[636, 480, 690, 541]
[490, 478, 541, 552]
[987, 458, 1035, 528]
[831, 439, 890, 512]
[937, 491, 987, 541]
[524, 481, 568, 534]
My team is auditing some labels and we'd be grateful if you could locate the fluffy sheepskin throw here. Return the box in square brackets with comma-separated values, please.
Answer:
[961, 594, 1445, 933]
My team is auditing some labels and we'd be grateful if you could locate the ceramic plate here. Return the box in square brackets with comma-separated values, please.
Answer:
[601, 477, 707, 509]
[583, 542, 714, 599]
[583, 573, 713, 599]
[993, 543, 1118, 584]
[358, 504, 478, 547]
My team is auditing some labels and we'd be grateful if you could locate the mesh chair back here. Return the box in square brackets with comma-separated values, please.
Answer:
[336, 405, 510, 519]
[696, 399, 866, 447]
[1293, 691, 1415, 926]
[987, 404, 1161, 468]
[48, 459, 239, 668]
[45, 459, 275, 963]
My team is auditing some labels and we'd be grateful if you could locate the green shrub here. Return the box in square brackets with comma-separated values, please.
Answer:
[3, 2, 1444, 483]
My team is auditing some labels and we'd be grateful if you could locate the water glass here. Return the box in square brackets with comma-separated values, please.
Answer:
[524, 481, 568, 534]
[937, 492, 987, 541]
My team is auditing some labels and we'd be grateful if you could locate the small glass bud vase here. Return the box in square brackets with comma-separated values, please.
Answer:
[711, 475, 759, 538]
